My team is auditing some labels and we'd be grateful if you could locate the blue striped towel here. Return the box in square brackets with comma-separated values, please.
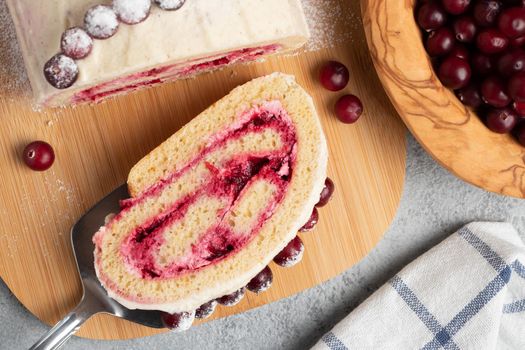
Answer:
[313, 222, 525, 350]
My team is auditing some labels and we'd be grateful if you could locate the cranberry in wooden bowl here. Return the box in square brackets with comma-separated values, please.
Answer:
[362, 0, 525, 198]
[417, 0, 525, 142]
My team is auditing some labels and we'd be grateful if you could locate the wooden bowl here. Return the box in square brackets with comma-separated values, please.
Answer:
[361, 0, 525, 198]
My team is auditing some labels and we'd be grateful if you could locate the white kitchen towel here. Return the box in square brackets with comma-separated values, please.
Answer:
[313, 222, 525, 350]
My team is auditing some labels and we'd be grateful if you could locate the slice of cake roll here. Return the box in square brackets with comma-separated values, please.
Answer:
[6, 0, 310, 107]
[93, 73, 328, 316]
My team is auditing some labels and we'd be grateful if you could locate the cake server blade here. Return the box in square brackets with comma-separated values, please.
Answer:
[30, 184, 164, 350]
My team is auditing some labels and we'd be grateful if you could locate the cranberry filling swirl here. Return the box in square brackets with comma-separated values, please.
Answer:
[94, 101, 297, 281]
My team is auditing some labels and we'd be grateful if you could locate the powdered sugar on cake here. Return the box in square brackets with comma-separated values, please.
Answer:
[113, 0, 151, 24]
[195, 300, 218, 319]
[278, 246, 304, 267]
[2, 0, 358, 104]
[301, 0, 359, 51]
[154, 0, 186, 11]
[43, 54, 79, 89]
[84, 5, 119, 39]
[61, 27, 93, 59]
[0, 0, 30, 97]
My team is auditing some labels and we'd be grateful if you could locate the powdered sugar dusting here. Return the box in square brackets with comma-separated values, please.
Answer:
[162, 311, 195, 332]
[216, 288, 246, 306]
[172, 311, 195, 332]
[0, 0, 30, 98]
[279, 246, 304, 267]
[195, 300, 217, 319]
[301, 0, 360, 51]
[84, 5, 119, 39]
[113, 0, 151, 25]
[43, 54, 79, 89]
[0, 0, 359, 100]
[154, 0, 186, 11]
[61, 27, 93, 59]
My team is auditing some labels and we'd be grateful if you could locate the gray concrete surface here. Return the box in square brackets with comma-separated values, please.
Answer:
[1, 134, 525, 350]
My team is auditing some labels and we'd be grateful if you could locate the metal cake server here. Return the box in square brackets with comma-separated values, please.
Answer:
[30, 184, 164, 350]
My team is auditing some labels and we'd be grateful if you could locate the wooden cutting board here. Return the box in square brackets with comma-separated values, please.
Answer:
[0, 1, 406, 340]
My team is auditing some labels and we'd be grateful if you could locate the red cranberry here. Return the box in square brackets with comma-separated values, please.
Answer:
[335, 94, 363, 124]
[438, 56, 471, 89]
[84, 5, 119, 39]
[497, 49, 525, 76]
[476, 29, 509, 54]
[43, 54, 79, 89]
[60, 27, 93, 59]
[154, 0, 186, 11]
[485, 108, 518, 133]
[450, 44, 470, 60]
[456, 83, 483, 108]
[471, 52, 496, 76]
[442, 0, 471, 15]
[316, 178, 335, 207]
[511, 36, 525, 48]
[216, 288, 245, 306]
[473, 0, 503, 27]
[319, 61, 350, 91]
[417, 2, 448, 31]
[426, 27, 455, 56]
[498, 7, 525, 38]
[113, 0, 151, 24]
[22, 141, 55, 171]
[161, 311, 195, 331]
[273, 236, 304, 267]
[299, 208, 319, 232]
[195, 300, 217, 319]
[509, 73, 525, 102]
[453, 16, 477, 43]
[246, 266, 273, 293]
[481, 76, 512, 107]
[514, 101, 525, 116]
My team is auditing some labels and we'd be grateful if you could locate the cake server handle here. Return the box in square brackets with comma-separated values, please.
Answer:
[29, 282, 105, 350]
[28, 306, 92, 350]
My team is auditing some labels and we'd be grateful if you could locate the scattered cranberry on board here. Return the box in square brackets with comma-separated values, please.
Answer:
[319, 60, 364, 124]
[22, 141, 55, 171]
[415, 0, 525, 146]
[335, 94, 363, 124]
[319, 61, 350, 91]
